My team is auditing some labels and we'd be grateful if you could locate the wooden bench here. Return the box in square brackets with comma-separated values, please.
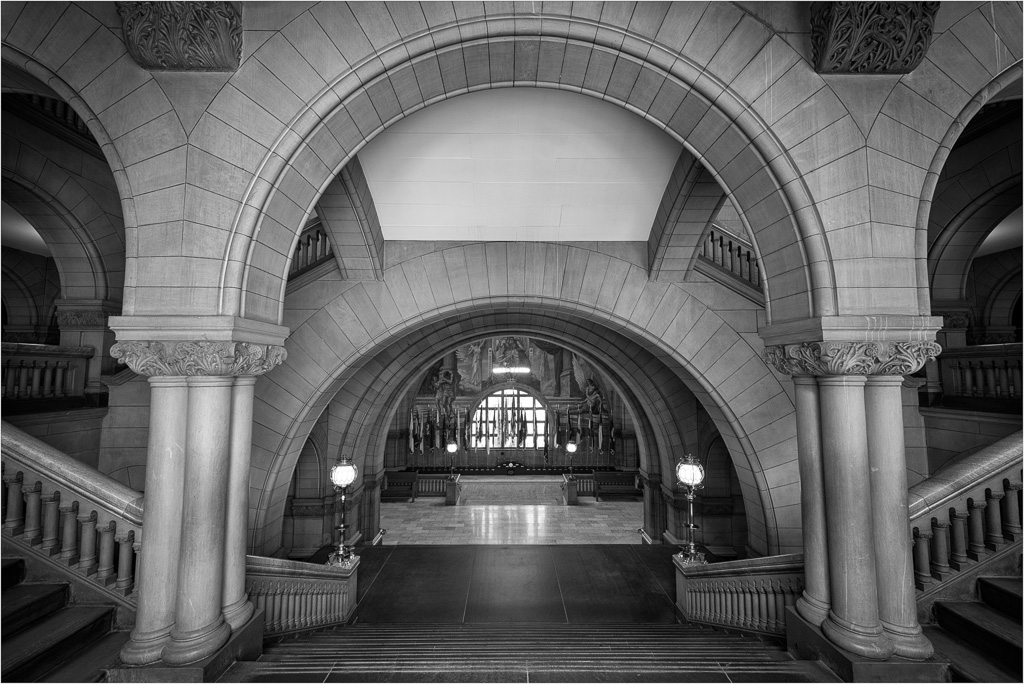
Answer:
[380, 471, 418, 501]
[593, 472, 642, 501]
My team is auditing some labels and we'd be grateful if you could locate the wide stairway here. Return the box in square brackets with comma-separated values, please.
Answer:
[1, 556, 128, 682]
[221, 622, 838, 682]
[925, 576, 1023, 682]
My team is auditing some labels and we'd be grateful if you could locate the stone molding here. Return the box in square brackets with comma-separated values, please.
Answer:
[810, 2, 939, 74]
[764, 341, 941, 377]
[110, 340, 286, 377]
[116, 1, 242, 71]
[55, 310, 108, 329]
[937, 311, 971, 329]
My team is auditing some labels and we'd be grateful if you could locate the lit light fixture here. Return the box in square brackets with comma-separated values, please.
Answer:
[446, 439, 459, 454]
[491, 366, 531, 374]
[675, 453, 706, 566]
[327, 455, 359, 567]
[565, 439, 578, 454]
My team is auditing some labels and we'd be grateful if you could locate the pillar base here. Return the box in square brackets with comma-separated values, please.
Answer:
[881, 621, 934, 660]
[796, 593, 830, 627]
[120, 626, 173, 666]
[222, 596, 255, 631]
[821, 611, 895, 660]
[787, 607, 948, 683]
[109, 610, 263, 682]
[161, 617, 232, 666]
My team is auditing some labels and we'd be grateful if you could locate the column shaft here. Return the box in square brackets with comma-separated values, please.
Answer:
[121, 377, 189, 666]
[865, 376, 932, 659]
[818, 375, 894, 659]
[222, 376, 257, 630]
[163, 377, 234, 665]
[793, 376, 830, 625]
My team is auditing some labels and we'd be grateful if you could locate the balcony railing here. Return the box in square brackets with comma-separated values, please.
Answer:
[696, 227, 762, 296]
[289, 222, 333, 278]
[2, 343, 93, 402]
[936, 343, 1021, 406]
[246, 555, 358, 636]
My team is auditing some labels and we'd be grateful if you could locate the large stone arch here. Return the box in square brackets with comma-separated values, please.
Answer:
[250, 243, 797, 556]
[216, 8, 833, 327]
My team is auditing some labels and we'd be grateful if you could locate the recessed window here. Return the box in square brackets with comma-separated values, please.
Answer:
[470, 388, 547, 449]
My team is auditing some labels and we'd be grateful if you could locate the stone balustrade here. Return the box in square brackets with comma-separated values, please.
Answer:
[937, 343, 1021, 401]
[676, 553, 804, 637]
[1, 420, 143, 604]
[697, 226, 762, 292]
[1, 343, 94, 401]
[245, 555, 358, 636]
[907, 430, 1022, 591]
[289, 222, 333, 277]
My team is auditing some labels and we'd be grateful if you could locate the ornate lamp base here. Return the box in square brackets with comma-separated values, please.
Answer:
[327, 549, 359, 568]
[674, 549, 706, 566]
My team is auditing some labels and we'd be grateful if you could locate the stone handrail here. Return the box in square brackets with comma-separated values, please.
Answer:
[676, 553, 804, 638]
[2, 342, 94, 400]
[937, 343, 1021, 400]
[908, 430, 1022, 591]
[1, 420, 143, 603]
[417, 472, 448, 496]
[245, 554, 359, 636]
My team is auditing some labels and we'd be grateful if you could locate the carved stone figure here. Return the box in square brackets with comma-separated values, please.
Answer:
[433, 368, 457, 420]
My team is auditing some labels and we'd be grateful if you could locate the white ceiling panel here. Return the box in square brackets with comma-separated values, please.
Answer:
[358, 88, 684, 241]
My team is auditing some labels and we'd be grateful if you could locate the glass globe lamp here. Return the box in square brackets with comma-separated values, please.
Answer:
[327, 456, 358, 567]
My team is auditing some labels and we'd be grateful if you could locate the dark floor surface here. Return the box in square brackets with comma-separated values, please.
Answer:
[351, 544, 679, 624]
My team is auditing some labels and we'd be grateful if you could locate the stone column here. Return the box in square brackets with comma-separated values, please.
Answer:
[120, 376, 188, 665]
[818, 375, 894, 659]
[163, 375, 235, 664]
[865, 375, 932, 659]
[110, 337, 287, 667]
[222, 376, 257, 630]
[792, 375, 830, 626]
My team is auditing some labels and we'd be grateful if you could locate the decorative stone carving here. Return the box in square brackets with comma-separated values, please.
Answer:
[810, 2, 939, 74]
[110, 340, 286, 377]
[938, 311, 971, 329]
[764, 341, 941, 377]
[116, 2, 242, 71]
[56, 310, 108, 329]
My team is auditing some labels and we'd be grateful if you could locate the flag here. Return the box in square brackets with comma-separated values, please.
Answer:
[408, 410, 414, 453]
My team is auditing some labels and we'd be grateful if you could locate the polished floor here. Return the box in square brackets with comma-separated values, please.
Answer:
[380, 475, 644, 545]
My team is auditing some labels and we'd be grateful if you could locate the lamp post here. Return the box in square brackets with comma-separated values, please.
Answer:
[565, 433, 577, 479]
[675, 453, 706, 565]
[446, 438, 458, 480]
[327, 455, 358, 567]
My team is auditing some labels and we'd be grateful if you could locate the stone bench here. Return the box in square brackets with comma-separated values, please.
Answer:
[593, 472, 642, 501]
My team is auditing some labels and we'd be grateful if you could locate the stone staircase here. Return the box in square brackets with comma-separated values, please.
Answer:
[218, 622, 840, 682]
[1, 556, 128, 682]
[924, 576, 1022, 683]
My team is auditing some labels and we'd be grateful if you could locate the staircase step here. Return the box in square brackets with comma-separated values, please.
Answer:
[978, 576, 1022, 620]
[1, 583, 69, 636]
[1, 606, 114, 682]
[934, 601, 1022, 675]
[923, 626, 1018, 683]
[39, 630, 131, 683]
[1, 557, 25, 590]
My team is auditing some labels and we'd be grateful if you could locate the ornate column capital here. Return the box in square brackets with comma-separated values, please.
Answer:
[110, 340, 286, 377]
[764, 341, 941, 377]
[116, 1, 242, 71]
[810, 2, 939, 74]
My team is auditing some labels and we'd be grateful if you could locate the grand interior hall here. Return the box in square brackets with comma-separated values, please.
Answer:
[1, 2, 1021, 683]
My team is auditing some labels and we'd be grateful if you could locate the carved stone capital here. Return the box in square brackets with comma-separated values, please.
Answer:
[116, 1, 242, 71]
[55, 309, 109, 329]
[810, 2, 939, 74]
[110, 340, 286, 377]
[764, 341, 941, 377]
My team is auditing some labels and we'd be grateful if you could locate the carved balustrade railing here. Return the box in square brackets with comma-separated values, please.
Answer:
[417, 473, 448, 496]
[676, 553, 804, 638]
[936, 343, 1021, 403]
[289, 221, 333, 278]
[1, 343, 93, 401]
[908, 430, 1022, 594]
[245, 555, 358, 636]
[696, 226, 762, 295]
[1, 421, 142, 608]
